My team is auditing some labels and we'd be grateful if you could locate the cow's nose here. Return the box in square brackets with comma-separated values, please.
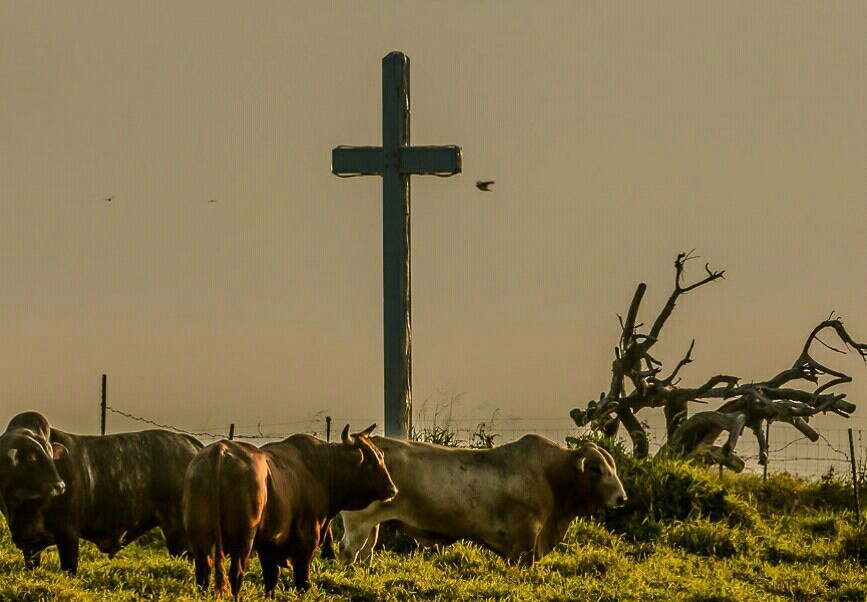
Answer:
[51, 481, 66, 497]
[613, 494, 627, 508]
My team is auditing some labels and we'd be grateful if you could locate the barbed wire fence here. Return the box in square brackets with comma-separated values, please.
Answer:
[101, 399, 867, 480]
[93, 369, 867, 481]
[104, 405, 330, 440]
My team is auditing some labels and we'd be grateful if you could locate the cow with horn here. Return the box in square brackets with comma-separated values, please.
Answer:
[183, 424, 397, 600]
[0, 411, 203, 573]
[339, 436, 626, 566]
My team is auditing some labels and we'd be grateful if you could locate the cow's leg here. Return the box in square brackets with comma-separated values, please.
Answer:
[504, 544, 535, 567]
[258, 545, 281, 598]
[506, 523, 541, 568]
[339, 511, 381, 563]
[319, 520, 335, 560]
[23, 549, 41, 570]
[213, 546, 228, 599]
[185, 521, 216, 592]
[228, 554, 243, 602]
[227, 538, 255, 602]
[57, 533, 80, 575]
[192, 546, 212, 593]
[535, 517, 569, 561]
[162, 524, 189, 558]
[291, 543, 316, 592]
[354, 524, 380, 564]
[515, 549, 536, 568]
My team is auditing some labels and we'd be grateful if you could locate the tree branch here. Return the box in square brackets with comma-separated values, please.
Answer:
[570, 252, 865, 468]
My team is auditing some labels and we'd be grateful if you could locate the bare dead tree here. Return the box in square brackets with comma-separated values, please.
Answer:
[570, 252, 866, 471]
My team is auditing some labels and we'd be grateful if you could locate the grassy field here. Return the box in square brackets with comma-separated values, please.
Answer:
[2, 456, 867, 601]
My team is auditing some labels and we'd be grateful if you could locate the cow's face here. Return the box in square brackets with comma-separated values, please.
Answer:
[0, 431, 67, 502]
[575, 443, 626, 510]
[339, 424, 398, 510]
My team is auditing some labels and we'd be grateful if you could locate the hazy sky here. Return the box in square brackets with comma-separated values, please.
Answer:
[1, 2, 864, 439]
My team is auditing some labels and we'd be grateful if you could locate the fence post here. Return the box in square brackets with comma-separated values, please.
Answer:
[100, 374, 107, 436]
[763, 421, 770, 483]
[228, 424, 235, 441]
[326, 416, 332, 442]
[849, 428, 860, 523]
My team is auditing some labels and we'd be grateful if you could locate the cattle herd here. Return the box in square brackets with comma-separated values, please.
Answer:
[0, 411, 626, 600]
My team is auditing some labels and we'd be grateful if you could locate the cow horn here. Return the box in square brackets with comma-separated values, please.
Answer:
[341, 424, 353, 445]
[596, 446, 616, 469]
[22, 433, 55, 458]
[359, 424, 377, 438]
[574, 447, 592, 472]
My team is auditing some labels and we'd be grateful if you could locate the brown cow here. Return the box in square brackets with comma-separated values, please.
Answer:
[183, 424, 396, 600]
[340, 436, 626, 565]
[0, 412, 202, 573]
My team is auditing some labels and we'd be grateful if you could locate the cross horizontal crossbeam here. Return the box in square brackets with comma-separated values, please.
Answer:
[332, 145, 462, 176]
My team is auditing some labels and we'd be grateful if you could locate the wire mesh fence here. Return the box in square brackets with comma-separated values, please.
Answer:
[102, 403, 867, 480]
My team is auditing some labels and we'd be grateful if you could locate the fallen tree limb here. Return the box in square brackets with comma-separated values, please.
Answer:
[571, 253, 865, 470]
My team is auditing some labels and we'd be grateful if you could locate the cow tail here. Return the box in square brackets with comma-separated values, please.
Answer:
[213, 443, 228, 596]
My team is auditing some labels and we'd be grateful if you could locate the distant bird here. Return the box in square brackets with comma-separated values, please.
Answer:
[475, 180, 495, 192]
[207, 199, 218, 203]
[104, 196, 114, 202]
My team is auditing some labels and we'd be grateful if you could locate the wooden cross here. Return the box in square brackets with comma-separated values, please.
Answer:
[332, 52, 462, 439]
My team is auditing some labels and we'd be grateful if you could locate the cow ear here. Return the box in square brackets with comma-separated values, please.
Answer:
[354, 448, 364, 465]
[6, 448, 17, 466]
[51, 443, 67, 461]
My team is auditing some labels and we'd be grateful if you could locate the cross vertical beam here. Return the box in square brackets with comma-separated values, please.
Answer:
[332, 51, 462, 440]
[381, 52, 413, 440]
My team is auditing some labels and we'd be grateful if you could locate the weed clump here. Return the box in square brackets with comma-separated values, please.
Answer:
[665, 520, 746, 558]
[802, 514, 841, 538]
[726, 468, 855, 515]
[840, 523, 867, 565]
[567, 433, 758, 540]
[601, 457, 758, 539]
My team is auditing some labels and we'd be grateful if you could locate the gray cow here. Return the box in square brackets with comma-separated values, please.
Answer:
[339, 436, 626, 565]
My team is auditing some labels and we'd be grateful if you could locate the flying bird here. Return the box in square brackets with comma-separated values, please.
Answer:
[207, 199, 218, 203]
[103, 196, 114, 202]
[475, 180, 495, 192]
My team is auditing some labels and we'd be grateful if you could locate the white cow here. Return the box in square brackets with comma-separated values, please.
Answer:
[339, 436, 626, 565]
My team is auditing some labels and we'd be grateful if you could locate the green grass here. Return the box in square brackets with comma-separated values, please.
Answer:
[2, 464, 865, 601]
